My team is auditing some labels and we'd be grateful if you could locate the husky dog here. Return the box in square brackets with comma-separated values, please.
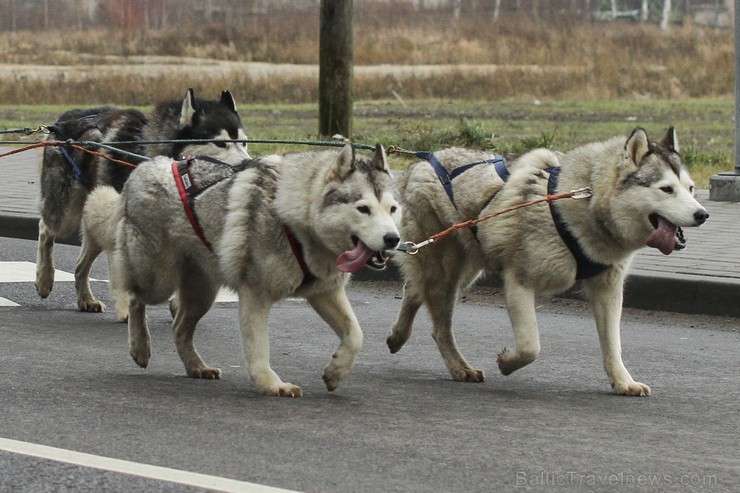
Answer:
[108, 144, 400, 396]
[388, 127, 708, 396]
[36, 89, 250, 319]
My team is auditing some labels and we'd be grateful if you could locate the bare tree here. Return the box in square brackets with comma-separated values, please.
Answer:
[492, 0, 501, 22]
[641, 0, 649, 22]
[660, 0, 671, 29]
[452, 0, 462, 25]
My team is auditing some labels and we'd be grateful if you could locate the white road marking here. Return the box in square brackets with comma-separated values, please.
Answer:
[0, 437, 299, 493]
[215, 287, 238, 303]
[0, 297, 19, 307]
[0, 262, 243, 305]
[0, 261, 100, 283]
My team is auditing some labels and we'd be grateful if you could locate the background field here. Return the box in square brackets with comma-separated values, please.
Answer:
[0, 8, 735, 187]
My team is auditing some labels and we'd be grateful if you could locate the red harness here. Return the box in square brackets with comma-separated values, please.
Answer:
[172, 158, 214, 252]
[172, 158, 315, 285]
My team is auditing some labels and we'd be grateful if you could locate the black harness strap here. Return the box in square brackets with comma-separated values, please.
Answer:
[546, 167, 610, 280]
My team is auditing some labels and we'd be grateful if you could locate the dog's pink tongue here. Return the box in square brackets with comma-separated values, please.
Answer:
[646, 216, 678, 255]
[336, 240, 374, 272]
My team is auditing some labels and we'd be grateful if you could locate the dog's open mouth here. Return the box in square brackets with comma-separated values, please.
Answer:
[647, 214, 686, 255]
[335, 236, 389, 272]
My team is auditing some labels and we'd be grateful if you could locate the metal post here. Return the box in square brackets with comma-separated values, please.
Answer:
[708, 0, 740, 200]
[735, 0, 740, 174]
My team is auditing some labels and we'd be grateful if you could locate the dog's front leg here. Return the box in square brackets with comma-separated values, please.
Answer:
[497, 269, 541, 375]
[586, 270, 650, 396]
[307, 288, 363, 392]
[238, 288, 302, 397]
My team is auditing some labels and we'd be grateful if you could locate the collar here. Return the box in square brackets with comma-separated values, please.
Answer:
[546, 167, 610, 280]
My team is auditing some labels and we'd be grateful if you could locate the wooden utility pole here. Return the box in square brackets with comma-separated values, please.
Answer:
[318, 0, 353, 138]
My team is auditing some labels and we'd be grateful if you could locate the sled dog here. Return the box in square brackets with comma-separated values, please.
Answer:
[387, 127, 708, 396]
[110, 144, 400, 396]
[36, 88, 250, 320]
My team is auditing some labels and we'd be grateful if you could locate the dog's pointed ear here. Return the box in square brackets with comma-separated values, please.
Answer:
[662, 126, 679, 153]
[371, 143, 391, 174]
[623, 127, 650, 167]
[220, 90, 238, 114]
[327, 143, 356, 182]
[179, 88, 197, 127]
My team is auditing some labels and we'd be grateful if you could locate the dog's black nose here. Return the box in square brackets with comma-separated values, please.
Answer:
[694, 210, 709, 225]
[384, 233, 400, 249]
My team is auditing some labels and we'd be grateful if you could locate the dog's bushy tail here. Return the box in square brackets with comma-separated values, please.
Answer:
[81, 186, 122, 252]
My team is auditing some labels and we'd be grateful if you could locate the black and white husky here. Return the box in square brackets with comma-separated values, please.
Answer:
[388, 127, 708, 396]
[35, 89, 250, 316]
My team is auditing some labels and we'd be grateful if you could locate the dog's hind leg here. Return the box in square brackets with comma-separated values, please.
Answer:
[387, 281, 422, 353]
[586, 270, 650, 396]
[308, 288, 364, 392]
[426, 279, 485, 382]
[35, 219, 56, 298]
[171, 268, 221, 380]
[75, 235, 106, 313]
[238, 287, 302, 397]
[128, 294, 151, 368]
[108, 250, 129, 323]
[497, 269, 541, 376]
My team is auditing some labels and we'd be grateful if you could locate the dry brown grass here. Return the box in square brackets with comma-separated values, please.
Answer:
[0, 11, 732, 105]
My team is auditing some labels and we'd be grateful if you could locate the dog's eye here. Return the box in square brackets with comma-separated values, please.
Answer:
[390, 205, 397, 214]
[214, 141, 227, 148]
[660, 186, 673, 194]
[357, 205, 371, 215]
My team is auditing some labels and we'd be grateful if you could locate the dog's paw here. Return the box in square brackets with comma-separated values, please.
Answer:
[323, 361, 354, 392]
[130, 343, 151, 369]
[612, 380, 651, 396]
[497, 347, 537, 376]
[322, 372, 343, 392]
[262, 383, 302, 397]
[189, 367, 222, 380]
[35, 278, 54, 299]
[386, 332, 406, 353]
[278, 385, 303, 397]
[116, 312, 129, 324]
[79, 299, 106, 313]
[450, 367, 485, 382]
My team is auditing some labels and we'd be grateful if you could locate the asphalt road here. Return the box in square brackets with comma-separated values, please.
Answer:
[0, 236, 738, 492]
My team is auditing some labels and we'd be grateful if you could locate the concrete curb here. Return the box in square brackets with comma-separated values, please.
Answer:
[352, 258, 740, 318]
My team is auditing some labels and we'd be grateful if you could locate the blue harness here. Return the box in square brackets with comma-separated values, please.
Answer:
[420, 151, 508, 240]
[545, 167, 610, 280]
[420, 151, 608, 280]
[418, 151, 508, 209]
[48, 121, 94, 188]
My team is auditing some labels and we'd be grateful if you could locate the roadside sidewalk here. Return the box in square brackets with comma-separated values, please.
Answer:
[2, 146, 739, 317]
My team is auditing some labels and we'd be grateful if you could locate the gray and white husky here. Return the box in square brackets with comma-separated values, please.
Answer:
[387, 127, 708, 396]
[36, 89, 250, 316]
[106, 144, 399, 396]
